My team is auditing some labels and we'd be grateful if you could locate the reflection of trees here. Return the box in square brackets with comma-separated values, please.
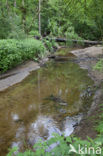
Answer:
[0, 60, 94, 154]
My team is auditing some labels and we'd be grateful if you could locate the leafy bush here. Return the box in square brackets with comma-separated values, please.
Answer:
[8, 16, 27, 39]
[74, 22, 101, 41]
[0, 17, 11, 39]
[29, 31, 40, 38]
[7, 133, 103, 156]
[43, 38, 58, 52]
[93, 59, 103, 71]
[0, 39, 46, 73]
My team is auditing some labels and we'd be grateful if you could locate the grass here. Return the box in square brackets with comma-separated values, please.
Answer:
[93, 59, 103, 71]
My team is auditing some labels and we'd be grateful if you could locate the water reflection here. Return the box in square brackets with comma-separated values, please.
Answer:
[12, 114, 83, 149]
[0, 60, 93, 155]
[12, 114, 19, 122]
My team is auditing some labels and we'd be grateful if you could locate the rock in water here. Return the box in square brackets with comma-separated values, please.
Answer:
[44, 94, 68, 105]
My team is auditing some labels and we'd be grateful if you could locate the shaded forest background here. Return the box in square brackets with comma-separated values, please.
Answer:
[0, 0, 103, 41]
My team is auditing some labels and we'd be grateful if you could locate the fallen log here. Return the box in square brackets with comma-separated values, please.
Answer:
[44, 37, 103, 45]
[34, 36, 103, 45]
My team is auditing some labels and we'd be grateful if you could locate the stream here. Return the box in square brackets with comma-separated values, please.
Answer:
[0, 50, 94, 155]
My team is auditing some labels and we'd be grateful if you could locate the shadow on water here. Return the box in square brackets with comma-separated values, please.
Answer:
[0, 55, 94, 155]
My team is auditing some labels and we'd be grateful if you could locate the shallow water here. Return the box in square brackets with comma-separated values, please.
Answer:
[0, 58, 94, 155]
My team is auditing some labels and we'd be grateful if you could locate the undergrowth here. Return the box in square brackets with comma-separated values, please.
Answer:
[0, 39, 46, 73]
[93, 59, 103, 71]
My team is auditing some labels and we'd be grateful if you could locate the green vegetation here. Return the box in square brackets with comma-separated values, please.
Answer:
[93, 59, 103, 71]
[43, 38, 58, 52]
[0, 0, 102, 72]
[0, 39, 46, 73]
[0, 0, 103, 41]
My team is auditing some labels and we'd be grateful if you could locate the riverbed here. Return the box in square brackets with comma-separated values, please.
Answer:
[0, 48, 95, 155]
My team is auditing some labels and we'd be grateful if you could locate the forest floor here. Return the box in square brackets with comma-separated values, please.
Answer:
[71, 46, 103, 139]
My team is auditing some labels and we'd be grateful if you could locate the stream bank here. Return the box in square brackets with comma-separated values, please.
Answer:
[0, 46, 103, 155]
[0, 56, 93, 155]
[0, 58, 48, 91]
[1, 46, 102, 92]
[49, 45, 103, 139]
[70, 46, 103, 139]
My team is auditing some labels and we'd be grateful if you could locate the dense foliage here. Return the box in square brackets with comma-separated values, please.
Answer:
[0, 39, 46, 73]
[0, 0, 103, 40]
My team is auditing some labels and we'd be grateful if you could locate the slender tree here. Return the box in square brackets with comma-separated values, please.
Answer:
[21, 0, 26, 32]
[39, 0, 41, 37]
[14, 0, 16, 8]
[6, 0, 9, 14]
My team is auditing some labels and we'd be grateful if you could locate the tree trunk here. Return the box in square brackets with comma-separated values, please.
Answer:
[14, 0, 17, 8]
[21, 0, 26, 32]
[22, 0, 25, 7]
[6, 0, 9, 14]
[45, 37, 103, 45]
[39, 0, 41, 37]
